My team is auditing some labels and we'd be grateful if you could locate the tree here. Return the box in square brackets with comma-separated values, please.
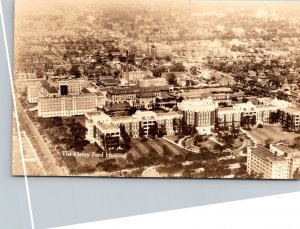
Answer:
[69, 65, 81, 77]
[167, 73, 177, 86]
[264, 138, 273, 149]
[66, 120, 88, 151]
[152, 66, 166, 77]
[250, 115, 256, 126]
[170, 63, 185, 72]
[120, 125, 131, 150]
[240, 115, 251, 129]
[101, 159, 118, 172]
[222, 133, 234, 148]
[139, 125, 146, 138]
[293, 136, 300, 148]
[128, 107, 137, 115]
[165, 55, 171, 62]
[163, 145, 172, 159]
[148, 122, 158, 139]
[270, 111, 280, 123]
[148, 149, 161, 164]
[157, 124, 167, 138]
[55, 67, 67, 76]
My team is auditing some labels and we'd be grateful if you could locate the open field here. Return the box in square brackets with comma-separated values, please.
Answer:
[244, 125, 299, 145]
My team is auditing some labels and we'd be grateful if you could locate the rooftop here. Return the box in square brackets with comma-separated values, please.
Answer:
[41, 80, 58, 93]
[97, 123, 120, 133]
[283, 107, 300, 115]
[273, 144, 300, 155]
[251, 146, 287, 162]
[108, 85, 169, 95]
[137, 92, 156, 98]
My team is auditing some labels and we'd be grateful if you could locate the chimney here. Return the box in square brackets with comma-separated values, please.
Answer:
[126, 50, 129, 86]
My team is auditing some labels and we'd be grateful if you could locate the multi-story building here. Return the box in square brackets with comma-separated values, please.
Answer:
[38, 93, 99, 117]
[135, 92, 156, 109]
[106, 86, 170, 104]
[39, 80, 60, 98]
[107, 87, 138, 103]
[178, 97, 217, 134]
[247, 146, 290, 179]
[138, 77, 167, 87]
[278, 108, 300, 131]
[178, 97, 299, 133]
[128, 71, 153, 82]
[85, 112, 121, 150]
[94, 123, 121, 150]
[27, 82, 42, 103]
[217, 107, 241, 129]
[85, 110, 182, 149]
[27, 78, 90, 103]
[247, 144, 300, 179]
[52, 78, 90, 95]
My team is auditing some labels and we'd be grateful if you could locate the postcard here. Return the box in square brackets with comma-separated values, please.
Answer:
[13, 0, 300, 179]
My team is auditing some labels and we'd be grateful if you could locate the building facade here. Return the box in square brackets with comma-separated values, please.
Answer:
[178, 97, 299, 133]
[85, 110, 182, 149]
[178, 97, 217, 135]
[38, 94, 99, 117]
[247, 144, 300, 179]
[138, 77, 167, 87]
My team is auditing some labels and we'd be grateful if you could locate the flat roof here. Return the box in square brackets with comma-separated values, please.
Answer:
[274, 144, 300, 155]
[137, 92, 156, 98]
[108, 86, 169, 95]
[156, 112, 182, 118]
[111, 116, 136, 122]
[251, 146, 287, 162]
[97, 123, 119, 132]
[41, 80, 58, 93]
[284, 107, 300, 115]
[218, 107, 240, 113]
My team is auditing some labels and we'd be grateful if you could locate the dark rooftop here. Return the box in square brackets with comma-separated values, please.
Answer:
[41, 80, 58, 93]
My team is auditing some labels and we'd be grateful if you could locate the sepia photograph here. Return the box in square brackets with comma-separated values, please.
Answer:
[12, 0, 300, 179]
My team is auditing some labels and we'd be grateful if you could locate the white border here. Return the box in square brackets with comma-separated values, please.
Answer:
[0, 1, 35, 228]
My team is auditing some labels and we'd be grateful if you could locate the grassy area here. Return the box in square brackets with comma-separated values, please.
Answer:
[244, 125, 298, 145]
[128, 138, 187, 159]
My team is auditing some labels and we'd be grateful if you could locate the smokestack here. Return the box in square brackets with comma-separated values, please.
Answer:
[126, 50, 129, 86]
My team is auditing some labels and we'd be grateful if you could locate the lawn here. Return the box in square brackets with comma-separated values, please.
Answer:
[128, 138, 186, 159]
[244, 125, 299, 145]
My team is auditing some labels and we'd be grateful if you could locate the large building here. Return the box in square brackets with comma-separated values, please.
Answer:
[106, 86, 171, 104]
[27, 78, 90, 103]
[52, 78, 90, 95]
[128, 71, 153, 82]
[247, 144, 300, 179]
[278, 108, 300, 131]
[178, 97, 217, 135]
[38, 93, 99, 117]
[85, 110, 182, 149]
[138, 77, 167, 87]
[177, 97, 299, 134]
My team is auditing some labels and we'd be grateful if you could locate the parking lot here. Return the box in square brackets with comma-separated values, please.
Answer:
[243, 125, 298, 145]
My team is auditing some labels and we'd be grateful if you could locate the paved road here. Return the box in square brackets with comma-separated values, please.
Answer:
[16, 99, 68, 176]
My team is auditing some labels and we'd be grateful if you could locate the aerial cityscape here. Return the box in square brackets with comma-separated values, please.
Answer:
[13, 0, 300, 179]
